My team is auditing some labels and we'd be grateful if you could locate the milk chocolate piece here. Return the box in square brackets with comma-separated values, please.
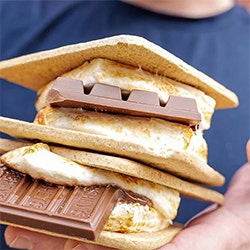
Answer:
[47, 77, 201, 126]
[0, 166, 120, 240]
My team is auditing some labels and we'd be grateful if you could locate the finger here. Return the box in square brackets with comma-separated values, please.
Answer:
[160, 205, 248, 250]
[64, 239, 116, 250]
[161, 164, 250, 249]
[158, 208, 233, 250]
[4, 226, 67, 250]
[221, 139, 250, 221]
[223, 163, 250, 223]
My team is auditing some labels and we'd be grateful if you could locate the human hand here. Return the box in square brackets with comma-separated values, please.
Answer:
[4, 140, 250, 250]
[159, 139, 250, 250]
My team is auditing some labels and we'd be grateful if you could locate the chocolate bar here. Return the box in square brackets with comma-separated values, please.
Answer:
[47, 77, 201, 126]
[0, 166, 120, 240]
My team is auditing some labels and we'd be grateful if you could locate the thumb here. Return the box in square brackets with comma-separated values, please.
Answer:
[161, 139, 250, 250]
[222, 139, 250, 223]
[246, 139, 250, 163]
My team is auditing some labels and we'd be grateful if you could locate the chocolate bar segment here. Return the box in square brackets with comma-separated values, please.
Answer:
[0, 166, 120, 240]
[46, 77, 201, 126]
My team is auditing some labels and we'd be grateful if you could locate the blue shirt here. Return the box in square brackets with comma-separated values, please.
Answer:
[1, 1, 249, 248]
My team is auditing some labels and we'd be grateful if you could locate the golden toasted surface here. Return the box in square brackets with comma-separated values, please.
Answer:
[104, 202, 171, 233]
[34, 106, 208, 163]
[96, 225, 183, 250]
[0, 35, 238, 109]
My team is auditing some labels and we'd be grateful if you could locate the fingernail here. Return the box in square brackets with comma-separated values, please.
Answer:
[8, 235, 32, 249]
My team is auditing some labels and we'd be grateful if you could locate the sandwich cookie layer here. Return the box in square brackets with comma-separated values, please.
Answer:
[0, 160, 182, 249]
[34, 105, 207, 163]
[0, 116, 225, 186]
[0, 143, 180, 233]
[36, 58, 215, 130]
[0, 138, 224, 205]
[0, 35, 238, 109]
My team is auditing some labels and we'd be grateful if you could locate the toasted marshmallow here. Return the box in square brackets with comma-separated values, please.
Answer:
[34, 106, 208, 163]
[0, 143, 180, 233]
[36, 58, 215, 129]
[104, 202, 171, 233]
